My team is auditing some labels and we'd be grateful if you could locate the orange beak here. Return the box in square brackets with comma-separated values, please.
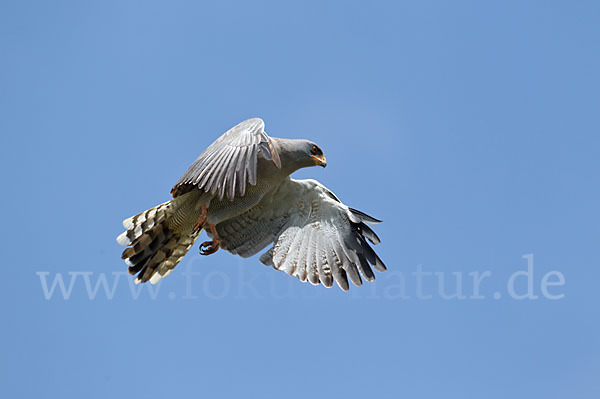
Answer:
[311, 154, 327, 167]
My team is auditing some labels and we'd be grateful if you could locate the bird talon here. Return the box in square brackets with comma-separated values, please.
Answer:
[199, 240, 220, 255]
[198, 222, 222, 256]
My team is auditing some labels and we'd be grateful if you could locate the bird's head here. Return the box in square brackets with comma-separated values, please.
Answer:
[305, 141, 327, 168]
[274, 138, 327, 172]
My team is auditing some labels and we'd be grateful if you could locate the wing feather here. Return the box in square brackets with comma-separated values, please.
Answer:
[171, 118, 281, 200]
[280, 226, 305, 276]
[247, 146, 258, 186]
[356, 252, 375, 282]
[331, 237, 351, 290]
[316, 237, 333, 287]
[273, 225, 299, 272]
[324, 239, 347, 290]
[215, 178, 385, 290]
[212, 146, 239, 195]
[305, 228, 320, 285]
[198, 148, 229, 189]
[292, 228, 310, 282]
[215, 147, 238, 198]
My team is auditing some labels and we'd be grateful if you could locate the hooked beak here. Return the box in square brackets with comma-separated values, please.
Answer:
[311, 154, 327, 168]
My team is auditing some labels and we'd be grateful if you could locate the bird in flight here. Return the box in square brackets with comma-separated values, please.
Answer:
[116, 118, 385, 290]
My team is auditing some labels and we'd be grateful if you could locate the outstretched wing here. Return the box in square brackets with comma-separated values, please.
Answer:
[171, 118, 281, 200]
[215, 178, 386, 290]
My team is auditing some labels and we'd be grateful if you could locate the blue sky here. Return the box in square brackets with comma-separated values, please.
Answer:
[2, 1, 599, 398]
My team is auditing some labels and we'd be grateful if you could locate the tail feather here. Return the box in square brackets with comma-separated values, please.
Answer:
[117, 202, 170, 246]
[117, 201, 199, 284]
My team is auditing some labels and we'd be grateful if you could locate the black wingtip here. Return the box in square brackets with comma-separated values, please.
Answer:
[348, 208, 382, 224]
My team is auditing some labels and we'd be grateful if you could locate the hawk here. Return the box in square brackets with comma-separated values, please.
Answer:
[116, 118, 385, 290]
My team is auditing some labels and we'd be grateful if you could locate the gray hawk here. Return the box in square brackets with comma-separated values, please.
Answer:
[116, 118, 385, 290]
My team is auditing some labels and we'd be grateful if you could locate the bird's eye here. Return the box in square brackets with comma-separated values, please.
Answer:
[311, 145, 320, 155]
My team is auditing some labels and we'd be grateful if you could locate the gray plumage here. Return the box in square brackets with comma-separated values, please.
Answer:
[117, 118, 385, 290]
[216, 178, 386, 290]
[171, 118, 281, 200]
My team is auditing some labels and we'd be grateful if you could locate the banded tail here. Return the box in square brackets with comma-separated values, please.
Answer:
[116, 201, 199, 284]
